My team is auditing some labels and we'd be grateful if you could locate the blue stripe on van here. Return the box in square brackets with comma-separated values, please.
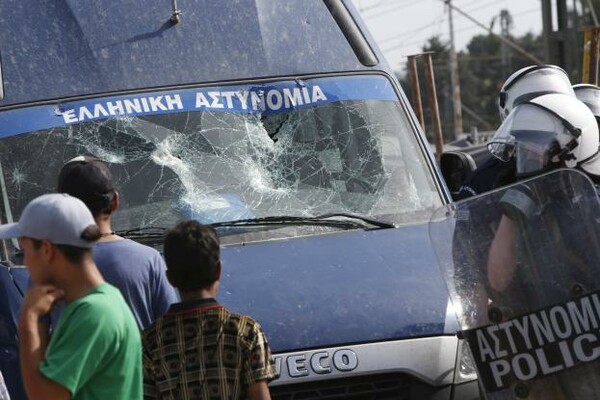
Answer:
[0, 75, 397, 138]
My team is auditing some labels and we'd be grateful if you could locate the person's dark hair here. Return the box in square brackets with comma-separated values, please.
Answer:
[29, 225, 101, 264]
[56, 156, 115, 217]
[163, 220, 220, 292]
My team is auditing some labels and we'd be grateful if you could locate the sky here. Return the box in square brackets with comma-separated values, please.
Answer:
[351, 0, 544, 71]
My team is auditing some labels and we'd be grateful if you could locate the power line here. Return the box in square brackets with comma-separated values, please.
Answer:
[384, 15, 542, 56]
[358, 0, 400, 12]
[449, 0, 506, 35]
[359, 0, 412, 13]
[454, 24, 483, 35]
[443, 1, 543, 64]
[512, 7, 540, 18]
[383, 34, 443, 53]
[378, 12, 446, 44]
[383, 18, 513, 54]
[457, 0, 484, 9]
[362, 1, 421, 19]
[374, 0, 502, 50]
[447, 8, 540, 44]
[463, 0, 503, 15]
[383, 25, 481, 53]
[375, 2, 543, 61]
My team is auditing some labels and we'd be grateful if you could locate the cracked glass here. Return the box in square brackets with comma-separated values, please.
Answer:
[0, 75, 441, 249]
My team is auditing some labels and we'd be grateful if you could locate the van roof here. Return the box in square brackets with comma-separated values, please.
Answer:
[0, 0, 379, 107]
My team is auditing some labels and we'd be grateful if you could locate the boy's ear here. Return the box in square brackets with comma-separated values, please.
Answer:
[41, 239, 56, 262]
[215, 261, 222, 281]
[111, 191, 120, 212]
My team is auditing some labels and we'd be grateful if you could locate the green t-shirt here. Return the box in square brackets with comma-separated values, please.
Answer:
[40, 283, 142, 400]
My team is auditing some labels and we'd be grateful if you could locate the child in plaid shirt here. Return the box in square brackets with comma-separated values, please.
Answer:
[142, 221, 278, 399]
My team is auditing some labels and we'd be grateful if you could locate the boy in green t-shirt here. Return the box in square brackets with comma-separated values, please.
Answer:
[0, 193, 142, 399]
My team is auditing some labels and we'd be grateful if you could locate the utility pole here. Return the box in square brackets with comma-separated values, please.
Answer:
[585, 0, 600, 26]
[407, 55, 426, 129]
[423, 53, 444, 160]
[542, 0, 578, 75]
[499, 10, 513, 79]
[446, 0, 463, 140]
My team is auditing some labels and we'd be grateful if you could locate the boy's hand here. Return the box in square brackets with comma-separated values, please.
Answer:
[22, 285, 64, 317]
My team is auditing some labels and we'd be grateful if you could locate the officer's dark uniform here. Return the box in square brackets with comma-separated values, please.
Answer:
[451, 156, 518, 327]
[455, 156, 516, 200]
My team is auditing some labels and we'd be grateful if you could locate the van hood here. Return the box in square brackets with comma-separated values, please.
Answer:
[218, 224, 457, 353]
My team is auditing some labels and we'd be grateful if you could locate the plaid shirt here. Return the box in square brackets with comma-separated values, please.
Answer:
[142, 298, 278, 399]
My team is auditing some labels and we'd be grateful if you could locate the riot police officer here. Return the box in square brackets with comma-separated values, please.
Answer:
[573, 83, 600, 124]
[573, 83, 600, 186]
[483, 93, 600, 398]
[455, 65, 576, 200]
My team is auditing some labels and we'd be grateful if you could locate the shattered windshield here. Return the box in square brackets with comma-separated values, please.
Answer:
[0, 74, 441, 247]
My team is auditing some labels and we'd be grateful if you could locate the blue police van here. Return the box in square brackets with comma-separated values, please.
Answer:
[0, 0, 480, 398]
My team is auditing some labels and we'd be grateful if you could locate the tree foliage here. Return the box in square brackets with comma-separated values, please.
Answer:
[399, 32, 545, 143]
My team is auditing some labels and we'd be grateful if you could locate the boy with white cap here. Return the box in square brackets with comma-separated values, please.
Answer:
[0, 193, 142, 399]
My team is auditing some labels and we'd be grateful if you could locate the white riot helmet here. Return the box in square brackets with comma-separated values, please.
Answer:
[488, 93, 600, 178]
[573, 83, 600, 179]
[498, 65, 575, 121]
[573, 83, 600, 119]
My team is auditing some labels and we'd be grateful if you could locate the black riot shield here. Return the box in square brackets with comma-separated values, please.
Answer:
[430, 169, 600, 399]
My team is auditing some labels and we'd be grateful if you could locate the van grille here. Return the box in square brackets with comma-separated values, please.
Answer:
[270, 373, 417, 400]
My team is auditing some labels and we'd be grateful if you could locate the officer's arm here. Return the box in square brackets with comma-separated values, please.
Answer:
[487, 215, 517, 292]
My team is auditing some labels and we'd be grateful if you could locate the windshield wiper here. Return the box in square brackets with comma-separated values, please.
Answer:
[116, 214, 394, 239]
[313, 213, 395, 229]
[116, 226, 167, 240]
[211, 213, 394, 231]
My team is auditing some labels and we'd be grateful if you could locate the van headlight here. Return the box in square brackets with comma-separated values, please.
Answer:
[454, 338, 478, 383]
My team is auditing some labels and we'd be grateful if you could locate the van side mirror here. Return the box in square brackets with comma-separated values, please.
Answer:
[440, 151, 477, 199]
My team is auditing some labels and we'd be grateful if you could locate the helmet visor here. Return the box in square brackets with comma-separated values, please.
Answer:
[513, 132, 559, 176]
[488, 130, 559, 176]
[487, 109, 527, 162]
[487, 103, 579, 172]
[574, 85, 600, 118]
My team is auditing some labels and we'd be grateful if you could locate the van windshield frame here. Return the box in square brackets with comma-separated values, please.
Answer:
[0, 73, 442, 251]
